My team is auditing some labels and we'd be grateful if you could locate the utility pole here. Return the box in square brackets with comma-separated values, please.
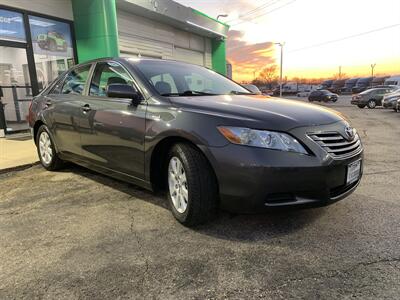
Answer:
[275, 42, 285, 97]
[253, 71, 256, 80]
[339, 66, 342, 79]
[371, 63, 376, 77]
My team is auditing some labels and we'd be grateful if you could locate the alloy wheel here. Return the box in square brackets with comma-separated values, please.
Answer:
[168, 157, 189, 214]
[39, 131, 53, 165]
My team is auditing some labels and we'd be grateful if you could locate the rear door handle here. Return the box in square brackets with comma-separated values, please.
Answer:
[81, 104, 91, 113]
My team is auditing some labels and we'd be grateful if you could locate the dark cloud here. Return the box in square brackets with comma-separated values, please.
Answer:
[227, 30, 276, 81]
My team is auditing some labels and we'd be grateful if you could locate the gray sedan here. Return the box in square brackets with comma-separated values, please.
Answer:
[29, 58, 363, 225]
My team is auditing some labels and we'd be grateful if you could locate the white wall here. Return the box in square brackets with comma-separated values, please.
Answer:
[117, 10, 212, 67]
[1, 0, 73, 20]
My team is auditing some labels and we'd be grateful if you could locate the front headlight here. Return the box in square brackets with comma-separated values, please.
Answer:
[218, 126, 308, 154]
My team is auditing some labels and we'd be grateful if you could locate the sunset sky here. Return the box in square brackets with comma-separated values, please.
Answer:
[177, 0, 400, 82]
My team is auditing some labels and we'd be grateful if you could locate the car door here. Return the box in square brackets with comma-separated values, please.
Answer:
[375, 89, 387, 104]
[44, 64, 92, 157]
[78, 61, 147, 179]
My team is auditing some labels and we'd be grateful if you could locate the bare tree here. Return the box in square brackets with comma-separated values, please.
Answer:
[258, 65, 279, 88]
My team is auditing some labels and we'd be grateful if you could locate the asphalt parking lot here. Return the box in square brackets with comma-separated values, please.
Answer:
[1, 96, 400, 299]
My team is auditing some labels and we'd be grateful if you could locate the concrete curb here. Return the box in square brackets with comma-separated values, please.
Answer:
[0, 162, 40, 175]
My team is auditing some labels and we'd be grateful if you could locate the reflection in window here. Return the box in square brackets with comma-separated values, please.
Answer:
[90, 62, 134, 97]
[28, 15, 75, 91]
[0, 9, 26, 42]
[61, 65, 91, 95]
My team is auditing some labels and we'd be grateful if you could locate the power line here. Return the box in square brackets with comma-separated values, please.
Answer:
[226, 0, 282, 23]
[289, 23, 400, 53]
[229, 0, 296, 26]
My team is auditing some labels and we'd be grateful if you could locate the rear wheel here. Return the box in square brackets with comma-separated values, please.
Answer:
[166, 143, 218, 226]
[367, 99, 376, 109]
[36, 125, 64, 171]
[357, 104, 366, 109]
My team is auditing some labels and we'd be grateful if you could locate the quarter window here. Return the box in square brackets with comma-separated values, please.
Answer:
[90, 62, 135, 97]
[61, 65, 91, 95]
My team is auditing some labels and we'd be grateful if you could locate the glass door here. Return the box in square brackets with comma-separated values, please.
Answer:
[0, 46, 33, 134]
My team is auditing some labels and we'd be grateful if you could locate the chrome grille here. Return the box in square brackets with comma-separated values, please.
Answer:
[308, 132, 362, 158]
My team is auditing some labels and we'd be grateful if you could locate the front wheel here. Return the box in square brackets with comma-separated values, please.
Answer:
[36, 125, 64, 171]
[166, 143, 218, 226]
[357, 104, 366, 109]
[367, 99, 376, 109]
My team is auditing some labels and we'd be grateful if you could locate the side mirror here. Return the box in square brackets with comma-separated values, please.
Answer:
[106, 83, 141, 104]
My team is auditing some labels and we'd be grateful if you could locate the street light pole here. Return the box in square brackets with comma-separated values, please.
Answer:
[275, 42, 284, 97]
[371, 63, 376, 77]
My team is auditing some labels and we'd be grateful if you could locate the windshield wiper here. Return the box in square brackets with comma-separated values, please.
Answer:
[161, 90, 219, 97]
[229, 90, 255, 95]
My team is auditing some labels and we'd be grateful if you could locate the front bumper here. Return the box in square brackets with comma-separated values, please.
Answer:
[205, 123, 364, 213]
[383, 101, 396, 108]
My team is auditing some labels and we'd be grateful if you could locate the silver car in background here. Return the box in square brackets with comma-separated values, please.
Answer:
[382, 90, 400, 111]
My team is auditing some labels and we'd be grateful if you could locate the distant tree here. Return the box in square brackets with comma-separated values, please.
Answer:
[257, 65, 279, 89]
[332, 72, 347, 80]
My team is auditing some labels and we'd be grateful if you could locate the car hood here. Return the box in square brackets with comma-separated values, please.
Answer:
[169, 95, 345, 131]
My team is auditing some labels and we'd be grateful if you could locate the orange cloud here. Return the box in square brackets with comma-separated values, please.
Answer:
[227, 30, 276, 82]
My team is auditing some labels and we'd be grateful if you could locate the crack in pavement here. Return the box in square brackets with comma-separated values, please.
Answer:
[363, 169, 400, 176]
[275, 257, 400, 289]
[128, 207, 150, 297]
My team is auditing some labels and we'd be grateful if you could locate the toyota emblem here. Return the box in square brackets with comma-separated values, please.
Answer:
[345, 126, 355, 140]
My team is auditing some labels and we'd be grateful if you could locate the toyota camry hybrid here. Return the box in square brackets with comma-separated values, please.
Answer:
[29, 58, 363, 225]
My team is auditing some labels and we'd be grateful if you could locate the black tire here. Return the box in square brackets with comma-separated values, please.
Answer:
[36, 125, 64, 171]
[332, 98, 338, 103]
[357, 104, 365, 109]
[166, 143, 218, 226]
[367, 99, 376, 109]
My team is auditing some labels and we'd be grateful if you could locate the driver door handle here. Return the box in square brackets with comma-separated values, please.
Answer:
[81, 104, 92, 113]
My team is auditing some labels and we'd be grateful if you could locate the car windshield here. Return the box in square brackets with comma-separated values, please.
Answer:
[131, 59, 252, 96]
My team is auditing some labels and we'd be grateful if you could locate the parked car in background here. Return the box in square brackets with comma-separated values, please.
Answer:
[352, 77, 373, 94]
[351, 87, 395, 108]
[329, 79, 347, 94]
[308, 90, 338, 102]
[382, 90, 400, 111]
[341, 78, 359, 94]
[261, 89, 274, 96]
[371, 76, 389, 87]
[384, 75, 400, 87]
[29, 58, 363, 225]
[297, 91, 311, 97]
[320, 79, 334, 90]
[242, 84, 262, 95]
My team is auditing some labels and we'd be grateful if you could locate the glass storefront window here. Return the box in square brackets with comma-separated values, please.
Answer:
[28, 15, 74, 91]
[0, 9, 26, 42]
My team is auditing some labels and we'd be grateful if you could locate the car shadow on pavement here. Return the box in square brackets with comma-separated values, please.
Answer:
[62, 164, 327, 242]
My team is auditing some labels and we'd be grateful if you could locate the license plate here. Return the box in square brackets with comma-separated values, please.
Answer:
[347, 160, 361, 185]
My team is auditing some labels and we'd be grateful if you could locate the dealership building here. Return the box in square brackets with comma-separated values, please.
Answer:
[0, 0, 229, 136]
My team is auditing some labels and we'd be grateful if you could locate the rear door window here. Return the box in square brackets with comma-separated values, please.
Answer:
[61, 65, 91, 95]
